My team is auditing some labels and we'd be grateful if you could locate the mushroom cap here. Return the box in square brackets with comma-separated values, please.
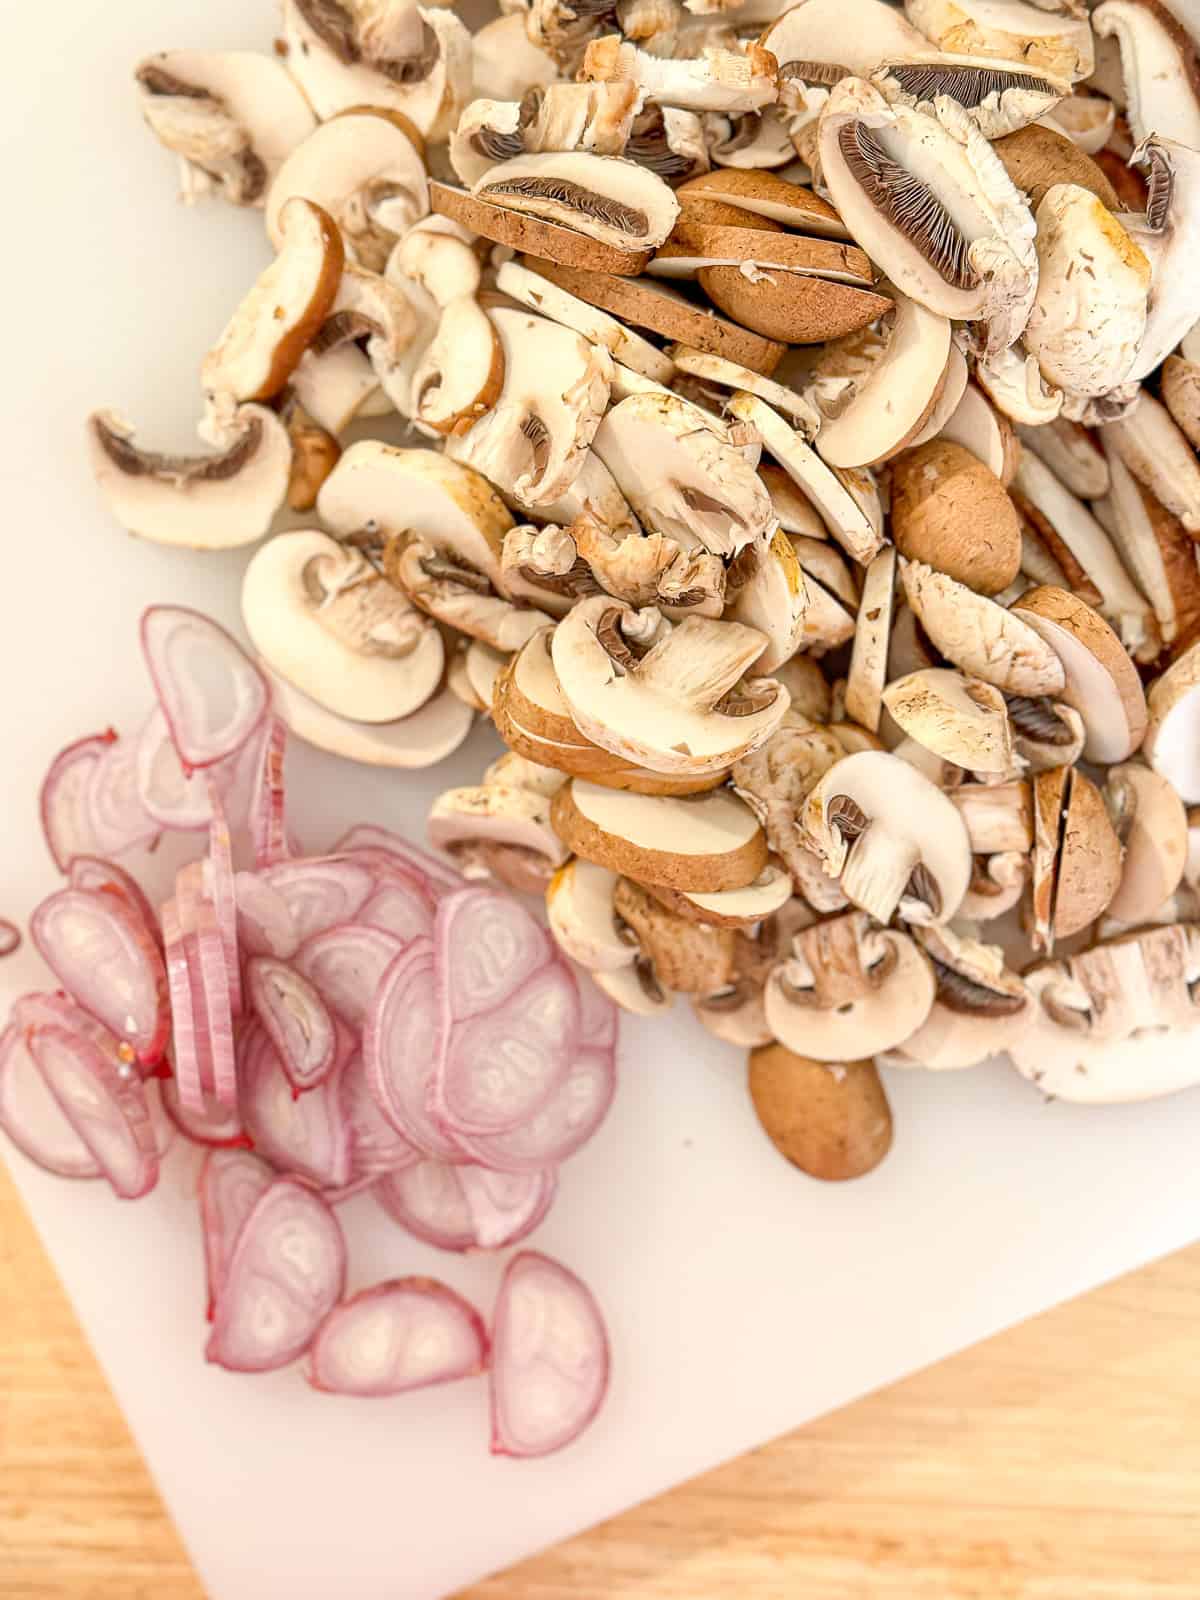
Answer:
[546, 858, 636, 972]
[263, 666, 472, 769]
[1106, 762, 1189, 924]
[471, 149, 681, 250]
[992, 122, 1120, 211]
[882, 667, 1015, 773]
[890, 440, 1022, 595]
[900, 559, 1066, 696]
[1144, 639, 1200, 802]
[241, 530, 444, 723]
[747, 1043, 894, 1182]
[898, 923, 1032, 1070]
[696, 265, 892, 346]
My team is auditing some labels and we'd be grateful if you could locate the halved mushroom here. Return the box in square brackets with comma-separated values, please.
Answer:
[201, 197, 343, 413]
[263, 666, 473, 769]
[724, 529, 811, 671]
[471, 150, 680, 251]
[497, 259, 676, 383]
[279, 0, 473, 138]
[1144, 638, 1200, 802]
[266, 108, 429, 272]
[872, 53, 1065, 140]
[387, 540, 553, 652]
[446, 307, 613, 506]
[883, 667, 1015, 774]
[1006, 694, 1085, 770]
[410, 296, 506, 435]
[87, 405, 291, 549]
[1102, 390, 1200, 535]
[242, 530, 444, 722]
[1104, 761, 1188, 924]
[134, 50, 317, 207]
[1015, 416, 1108, 499]
[842, 547, 896, 733]
[1010, 585, 1148, 762]
[803, 749, 973, 924]
[612, 877, 741, 993]
[471, 12, 560, 103]
[896, 923, 1032, 1069]
[546, 857, 637, 971]
[1030, 763, 1124, 951]
[552, 596, 788, 776]
[550, 779, 770, 892]
[389, 215, 482, 308]
[765, 911, 936, 1059]
[992, 121, 1122, 211]
[900, 559, 1066, 696]
[429, 783, 569, 894]
[818, 78, 1038, 356]
[974, 344, 1064, 425]
[1102, 452, 1200, 654]
[904, 0, 1094, 82]
[581, 35, 780, 114]
[891, 440, 1022, 595]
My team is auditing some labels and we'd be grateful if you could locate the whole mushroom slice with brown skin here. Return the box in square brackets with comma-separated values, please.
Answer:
[882, 668, 1016, 775]
[580, 36, 780, 115]
[803, 749, 974, 925]
[695, 262, 893, 347]
[428, 784, 569, 895]
[410, 296, 506, 436]
[651, 223, 875, 286]
[818, 78, 1038, 357]
[87, 405, 291, 550]
[871, 53, 1066, 140]
[892, 923, 1032, 1070]
[899, 559, 1066, 697]
[386, 540, 555, 653]
[550, 779, 770, 892]
[552, 596, 789, 777]
[470, 151, 681, 253]
[677, 169, 852, 240]
[764, 911, 937, 1060]
[1102, 390, 1200, 535]
[1102, 452, 1200, 655]
[1015, 416, 1109, 500]
[903, 0, 1094, 83]
[546, 858, 637, 972]
[1010, 585, 1148, 763]
[890, 440, 1023, 595]
[496, 259, 676, 384]
[842, 546, 896, 734]
[1104, 761, 1189, 925]
[1030, 763, 1125, 953]
[134, 51, 317, 207]
[991, 122, 1122, 212]
[612, 878, 741, 993]
[1162, 352, 1200, 451]
[723, 529, 811, 672]
[429, 181, 655, 275]
[748, 1043, 894, 1183]
[265, 666, 473, 769]
[1143, 638, 1200, 803]
[242, 530, 444, 723]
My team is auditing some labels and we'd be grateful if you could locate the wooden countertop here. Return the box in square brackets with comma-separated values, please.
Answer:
[3, 1157, 1199, 1600]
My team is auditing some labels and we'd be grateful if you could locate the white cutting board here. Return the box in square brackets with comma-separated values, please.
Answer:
[3, 4, 1200, 1596]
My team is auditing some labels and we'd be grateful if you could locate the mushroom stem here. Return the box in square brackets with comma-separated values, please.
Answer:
[839, 827, 921, 925]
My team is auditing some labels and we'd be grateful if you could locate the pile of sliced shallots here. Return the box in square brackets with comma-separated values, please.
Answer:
[0, 606, 613, 1458]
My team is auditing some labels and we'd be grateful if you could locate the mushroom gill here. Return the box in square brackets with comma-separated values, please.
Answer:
[837, 121, 976, 290]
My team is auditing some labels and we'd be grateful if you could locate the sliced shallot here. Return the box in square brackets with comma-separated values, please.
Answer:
[240, 1026, 351, 1188]
[307, 1279, 488, 1397]
[455, 1046, 616, 1173]
[374, 1158, 555, 1252]
[364, 939, 465, 1163]
[87, 732, 159, 856]
[162, 897, 204, 1114]
[135, 707, 218, 831]
[249, 715, 290, 868]
[489, 1251, 610, 1459]
[260, 857, 375, 945]
[161, 1077, 248, 1149]
[294, 924, 402, 1028]
[234, 871, 299, 960]
[247, 956, 336, 1093]
[39, 728, 116, 870]
[0, 1021, 102, 1179]
[458, 1165, 559, 1250]
[199, 1147, 273, 1317]
[335, 826, 465, 896]
[206, 1177, 347, 1374]
[141, 605, 269, 772]
[28, 1024, 159, 1200]
[69, 856, 161, 951]
[0, 920, 20, 958]
[357, 869, 436, 943]
[339, 1051, 420, 1181]
[196, 895, 238, 1108]
[205, 784, 242, 1016]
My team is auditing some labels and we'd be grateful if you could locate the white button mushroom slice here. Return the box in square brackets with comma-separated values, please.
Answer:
[732, 721, 848, 889]
[448, 643, 487, 713]
[1006, 694, 1084, 771]
[201, 197, 344, 411]
[904, 0, 1094, 81]
[761, 0, 931, 84]
[429, 784, 569, 892]
[1105, 761, 1188, 925]
[1102, 390, 1200, 534]
[930, 380, 1019, 485]
[792, 567, 858, 656]
[267, 108, 429, 272]
[1010, 584, 1148, 763]
[652, 862, 795, 930]
[1015, 415, 1108, 499]
[882, 667, 1015, 774]
[546, 859, 637, 972]
[388, 539, 554, 652]
[1143, 638, 1200, 802]
[666, 346, 821, 434]
[593, 391, 772, 558]
[759, 466, 828, 538]
[261, 666, 472, 769]
[498, 260, 675, 384]
[318, 442, 514, 589]
[899, 923, 1032, 1069]
[803, 749, 974, 924]
[818, 79, 1038, 356]
[509, 449, 640, 538]
[279, 1, 473, 138]
[708, 107, 797, 171]
[470, 151, 680, 252]
[496, 627, 631, 767]
[410, 296, 506, 436]
[242, 530, 444, 723]
[843, 546, 896, 734]
[1102, 452, 1200, 651]
[1092, 0, 1200, 150]
[471, 13, 559, 102]
[552, 596, 789, 776]
[580, 35, 780, 114]
[592, 959, 676, 1015]
[959, 848, 1029, 920]
[501, 524, 601, 619]
[389, 216, 482, 308]
[550, 779, 770, 892]
[872, 54, 1066, 139]
[730, 392, 884, 564]
[483, 752, 567, 800]
[765, 912, 937, 1060]
[87, 406, 291, 550]
[1120, 136, 1200, 384]
[723, 529, 809, 672]
[974, 343, 1064, 424]
[608, 364, 675, 405]
[290, 343, 384, 436]
[134, 52, 318, 207]
[445, 308, 613, 508]
[899, 559, 1065, 696]
[466, 640, 510, 715]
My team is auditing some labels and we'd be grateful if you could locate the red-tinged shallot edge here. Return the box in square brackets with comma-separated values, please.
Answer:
[365, 938, 466, 1164]
[234, 871, 298, 960]
[334, 825, 465, 896]
[249, 715, 290, 868]
[27, 1024, 159, 1200]
[140, 605, 269, 773]
[197, 895, 238, 1109]
[87, 732, 160, 856]
[260, 857, 375, 946]
[0, 1021, 102, 1179]
[205, 783, 242, 1016]
[135, 707, 220, 831]
[339, 1050, 420, 1182]
[239, 1025, 351, 1189]
[39, 728, 116, 871]
[247, 956, 336, 1094]
[199, 1147, 273, 1321]
[205, 1177, 346, 1374]
[459, 1165, 559, 1250]
[307, 1279, 489, 1397]
[294, 923, 402, 1029]
[374, 1158, 556, 1252]
[0, 920, 20, 958]
[490, 1251, 611, 1460]
[31, 887, 169, 1067]
[432, 890, 580, 1138]
[69, 857, 161, 951]
[161, 1076, 250, 1150]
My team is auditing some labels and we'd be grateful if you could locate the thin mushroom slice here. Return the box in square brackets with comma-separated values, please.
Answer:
[1102, 453, 1200, 654]
[937, 378, 1020, 483]
[882, 667, 1015, 774]
[677, 169, 851, 240]
[761, 0, 931, 84]
[429, 181, 654, 275]
[1091, 0, 1200, 151]
[546, 859, 637, 972]
[1038, 93, 1115, 157]
[592, 959, 675, 1017]
[898, 923, 1032, 1070]
[134, 51, 317, 207]
[872, 53, 1065, 139]
[580, 36, 779, 115]
[428, 785, 568, 895]
[1007, 694, 1085, 771]
[1102, 391, 1200, 535]
[471, 13, 559, 103]
[471, 151, 680, 251]
[900, 559, 1066, 696]
[264, 669, 473, 770]
[648, 863, 794, 930]
[708, 108, 797, 172]
[651, 223, 875, 286]
[724, 529, 811, 672]
[843, 547, 896, 734]
[904, 0, 1094, 83]
[1105, 762, 1188, 925]
[453, 82, 641, 187]
[496, 260, 675, 384]
[1162, 353, 1200, 451]
[1120, 136, 1200, 384]
[611, 879, 740, 995]
[975, 344, 1063, 425]
[1144, 639, 1200, 802]
[289, 340, 384, 436]
[1015, 416, 1109, 499]
[665, 347, 820, 433]
[389, 216, 482, 309]
[241, 530, 443, 724]
[387, 540, 554, 653]
[87, 406, 291, 550]
[411, 297, 506, 436]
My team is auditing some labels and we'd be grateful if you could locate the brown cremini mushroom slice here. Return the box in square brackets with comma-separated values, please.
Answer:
[1015, 415, 1109, 500]
[1010, 584, 1148, 762]
[645, 862, 794, 929]
[899, 559, 1066, 696]
[882, 668, 1015, 774]
[612, 878, 741, 993]
[842, 547, 896, 733]
[765, 911, 936, 1059]
[496, 259, 675, 383]
[677, 169, 852, 239]
[263, 665, 472, 769]
[1102, 452, 1200, 655]
[546, 858, 637, 973]
[803, 749, 973, 924]
[552, 596, 788, 776]
[580, 35, 780, 114]
[1104, 761, 1189, 924]
[430, 180, 652, 274]
[666, 347, 821, 433]
[890, 440, 1022, 594]
[471, 150, 680, 251]
[410, 296, 506, 435]
[872, 53, 1066, 140]
[471, 12, 559, 103]
[904, 0, 1094, 82]
[550, 779, 770, 891]
[1102, 390, 1200, 535]
[242, 530, 444, 723]
[694, 261, 892, 347]
[428, 783, 569, 894]
[1030, 763, 1124, 952]
[134, 51, 318, 207]
[1143, 638, 1200, 802]
[87, 405, 291, 550]
[747, 1043, 894, 1182]
[652, 223, 875, 285]
[895, 923, 1032, 1070]
[724, 529, 811, 671]
[280, 395, 341, 513]
[991, 121, 1121, 211]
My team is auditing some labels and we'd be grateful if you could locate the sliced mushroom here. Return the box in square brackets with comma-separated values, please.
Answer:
[732, 722, 848, 893]
[430, 177, 655, 274]
[678, 168, 852, 239]
[691, 256, 892, 347]
[496, 259, 676, 383]
[900, 559, 1066, 696]
[891, 440, 1022, 595]
[992, 121, 1122, 211]
[653, 220, 875, 285]
[501, 523, 602, 620]
[1102, 452, 1200, 654]
[747, 1043, 894, 1182]
[428, 783, 568, 893]
[592, 958, 676, 1016]
[646, 862, 794, 929]
[263, 666, 473, 769]
[803, 749, 973, 924]
[451, 84, 634, 187]
[387, 540, 553, 652]
[242, 530, 444, 722]
[546, 857, 637, 972]
[280, 395, 341, 512]
[471, 12, 560, 103]
[612, 877, 741, 993]
[1102, 390, 1200, 535]
[708, 107, 797, 171]
[974, 344, 1064, 425]
[842, 546, 896, 733]
[580, 35, 780, 114]
[951, 779, 1034, 855]
[410, 296, 506, 435]
[470, 150, 679, 251]
[287, 341, 383, 436]
[904, 0, 1094, 83]
[1144, 638, 1200, 802]
[1015, 416, 1108, 499]
[1007, 694, 1085, 770]
[389, 215, 483, 308]
[512, 448, 641, 537]
[1092, 0, 1200, 152]
[87, 405, 291, 550]
[134, 51, 317, 207]
[883, 668, 1015, 774]
[930, 381, 1017, 486]
[1161, 352, 1200, 450]
[897, 923, 1032, 1070]
[724, 529, 811, 671]
[961, 848, 1030, 920]
[761, 0, 930, 83]
[1030, 763, 1125, 951]
[1120, 136, 1200, 383]
[773, 657, 833, 723]
[665, 346, 820, 434]
[1104, 761, 1188, 924]
[627, 101, 711, 185]
[1039, 91, 1116, 156]
[873, 53, 1065, 140]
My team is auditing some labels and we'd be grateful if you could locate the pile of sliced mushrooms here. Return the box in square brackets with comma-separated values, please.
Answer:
[90, 0, 1200, 1183]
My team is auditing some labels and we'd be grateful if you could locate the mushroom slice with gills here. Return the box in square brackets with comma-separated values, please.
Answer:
[410, 297, 505, 437]
[1006, 693, 1085, 770]
[647, 862, 794, 930]
[241, 531, 443, 724]
[546, 859, 636, 971]
[472, 81, 641, 181]
[723, 529, 810, 673]
[1105, 761, 1188, 925]
[263, 666, 473, 770]
[627, 104, 712, 186]
[472, 13, 559, 103]
[428, 786, 568, 896]
[974, 344, 1064, 425]
[904, 0, 1094, 82]
[842, 547, 896, 733]
[278, 1, 472, 138]
[1091, 0, 1200, 151]
[86, 405, 291, 550]
[1143, 638, 1200, 802]
[1030, 763, 1124, 951]
[389, 216, 482, 310]
[1102, 391, 1200, 535]
[471, 151, 680, 252]
[550, 780, 769, 892]
[818, 78, 1038, 355]
[592, 392, 772, 559]
[708, 108, 797, 171]
[493, 628, 640, 778]
[445, 309, 613, 508]
[1016, 416, 1109, 499]
[552, 597, 789, 777]
[1010, 584, 1148, 762]
[765, 911, 937, 1060]
[279, 396, 340, 514]
[900, 558, 1066, 696]
[899, 923, 1032, 1069]
[592, 958, 675, 1016]
[134, 51, 317, 207]
[449, 98, 530, 189]
[201, 198, 343, 417]
[496, 260, 675, 385]
[1162, 353, 1200, 450]
[729, 393, 885, 564]
[1103, 453, 1200, 653]
[961, 847, 1029, 920]
[890, 440, 1022, 595]
[501, 524, 604, 621]
[882, 667, 1015, 774]
[387, 540, 554, 654]
[1120, 137, 1200, 384]
[871, 54, 1066, 139]
[611, 878, 740, 994]
[802, 749, 974, 925]
[732, 722, 851, 894]
[579, 36, 779, 115]
[677, 170, 852, 240]
[666, 347, 821, 434]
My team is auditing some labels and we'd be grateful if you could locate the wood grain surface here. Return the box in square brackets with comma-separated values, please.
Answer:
[3, 1157, 1199, 1600]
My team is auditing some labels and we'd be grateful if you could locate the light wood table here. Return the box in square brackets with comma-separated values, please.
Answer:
[3, 1157, 1198, 1600]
